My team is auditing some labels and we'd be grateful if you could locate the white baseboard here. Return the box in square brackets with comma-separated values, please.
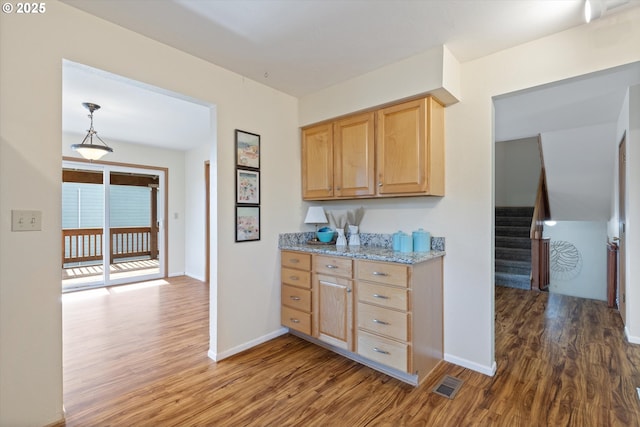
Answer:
[168, 271, 185, 278]
[208, 327, 288, 362]
[184, 272, 206, 282]
[444, 353, 497, 376]
[625, 326, 640, 344]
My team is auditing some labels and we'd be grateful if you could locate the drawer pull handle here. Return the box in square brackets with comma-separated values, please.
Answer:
[373, 319, 390, 325]
[373, 347, 390, 355]
[289, 296, 301, 301]
[326, 264, 338, 269]
[372, 294, 389, 299]
[290, 318, 300, 323]
[290, 259, 300, 263]
[289, 276, 300, 280]
[372, 272, 388, 276]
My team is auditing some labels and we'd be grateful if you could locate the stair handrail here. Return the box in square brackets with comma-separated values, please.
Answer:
[531, 134, 551, 239]
[530, 169, 551, 239]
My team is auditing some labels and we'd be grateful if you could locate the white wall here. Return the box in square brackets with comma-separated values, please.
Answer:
[185, 143, 211, 281]
[299, 45, 460, 124]
[0, 2, 299, 425]
[495, 137, 541, 207]
[610, 85, 640, 342]
[625, 84, 640, 342]
[544, 221, 608, 301]
[299, 7, 640, 376]
[62, 134, 188, 276]
[542, 123, 618, 221]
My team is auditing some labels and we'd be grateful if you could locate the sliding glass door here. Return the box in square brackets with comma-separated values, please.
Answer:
[62, 161, 165, 291]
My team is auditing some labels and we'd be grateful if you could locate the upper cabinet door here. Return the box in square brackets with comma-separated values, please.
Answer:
[334, 112, 376, 198]
[377, 98, 427, 195]
[302, 123, 334, 199]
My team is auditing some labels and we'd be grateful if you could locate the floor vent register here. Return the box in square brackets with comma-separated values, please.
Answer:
[432, 375, 464, 399]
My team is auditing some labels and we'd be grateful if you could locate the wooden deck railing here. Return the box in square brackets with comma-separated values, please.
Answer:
[62, 226, 157, 266]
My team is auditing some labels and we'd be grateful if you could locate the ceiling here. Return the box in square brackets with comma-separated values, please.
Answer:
[62, 61, 212, 150]
[61, 0, 636, 98]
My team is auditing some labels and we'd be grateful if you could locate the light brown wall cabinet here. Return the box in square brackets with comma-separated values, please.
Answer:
[281, 250, 443, 386]
[301, 96, 444, 200]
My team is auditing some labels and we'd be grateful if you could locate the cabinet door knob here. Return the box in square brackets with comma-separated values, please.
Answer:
[372, 294, 389, 299]
[290, 259, 299, 264]
[373, 347, 390, 355]
[289, 276, 299, 280]
[373, 319, 390, 325]
[290, 318, 300, 323]
[378, 182, 383, 187]
[372, 271, 388, 276]
[326, 264, 338, 269]
[289, 296, 301, 301]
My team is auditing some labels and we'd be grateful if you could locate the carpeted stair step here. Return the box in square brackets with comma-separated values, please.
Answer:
[495, 226, 530, 238]
[495, 206, 535, 217]
[495, 259, 531, 275]
[495, 272, 530, 290]
[495, 236, 531, 249]
[496, 247, 531, 262]
[495, 216, 532, 227]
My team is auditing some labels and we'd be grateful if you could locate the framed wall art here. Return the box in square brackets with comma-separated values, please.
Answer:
[236, 206, 260, 242]
[236, 169, 260, 204]
[235, 129, 260, 169]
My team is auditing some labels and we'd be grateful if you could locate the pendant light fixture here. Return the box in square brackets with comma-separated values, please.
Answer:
[71, 102, 113, 161]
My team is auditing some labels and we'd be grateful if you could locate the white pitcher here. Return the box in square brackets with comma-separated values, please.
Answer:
[348, 225, 360, 246]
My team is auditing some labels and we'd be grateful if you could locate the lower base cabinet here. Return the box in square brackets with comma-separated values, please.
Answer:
[281, 250, 443, 386]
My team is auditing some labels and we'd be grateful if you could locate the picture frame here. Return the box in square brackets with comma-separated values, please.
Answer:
[236, 169, 260, 204]
[236, 206, 260, 242]
[235, 129, 260, 169]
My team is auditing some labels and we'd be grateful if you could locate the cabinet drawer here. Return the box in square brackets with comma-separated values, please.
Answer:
[357, 330, 408, 372]
[281, 267, 311, 289]
[282, 285, 311, 312]
[281, 251, 311, 270]
[358, 282, 409, 311]
[357, 303, 409, 341]
[357, 260, 408, 287]
[314, 255, 353, 277]
[282, 306, 311, 335]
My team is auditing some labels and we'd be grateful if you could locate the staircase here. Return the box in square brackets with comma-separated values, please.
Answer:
[495, 206, 534, 289]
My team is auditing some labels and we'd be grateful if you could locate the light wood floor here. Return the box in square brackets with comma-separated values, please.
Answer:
[58, 277, 640, 426]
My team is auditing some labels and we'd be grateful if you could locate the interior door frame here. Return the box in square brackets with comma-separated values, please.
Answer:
[62, 157, 169, 284]
[618, 135, 626, 324]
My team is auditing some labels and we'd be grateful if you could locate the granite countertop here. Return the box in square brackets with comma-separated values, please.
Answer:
[279, 243, 445, 264]
[279, 232, 445, 265]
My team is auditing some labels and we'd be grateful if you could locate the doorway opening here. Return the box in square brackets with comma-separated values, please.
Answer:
[62, 160, 167, 292]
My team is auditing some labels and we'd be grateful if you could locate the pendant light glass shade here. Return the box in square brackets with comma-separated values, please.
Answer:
[71, 102, 113, 160]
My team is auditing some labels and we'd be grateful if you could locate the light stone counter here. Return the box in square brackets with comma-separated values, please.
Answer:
[278, 232, 445, 265]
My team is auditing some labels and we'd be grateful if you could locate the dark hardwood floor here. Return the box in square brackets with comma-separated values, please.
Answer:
[58, 277, 640, 426]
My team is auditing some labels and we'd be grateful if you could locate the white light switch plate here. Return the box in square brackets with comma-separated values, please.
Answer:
[11, 210, 42, 231]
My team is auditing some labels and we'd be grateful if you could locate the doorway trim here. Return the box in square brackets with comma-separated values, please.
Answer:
[618, 134, 627, 325]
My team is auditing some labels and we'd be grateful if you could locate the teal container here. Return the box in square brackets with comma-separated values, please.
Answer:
[412, 228, 431, 252]
[400, 233, 413, 253]
[392, 231, 404, 251]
